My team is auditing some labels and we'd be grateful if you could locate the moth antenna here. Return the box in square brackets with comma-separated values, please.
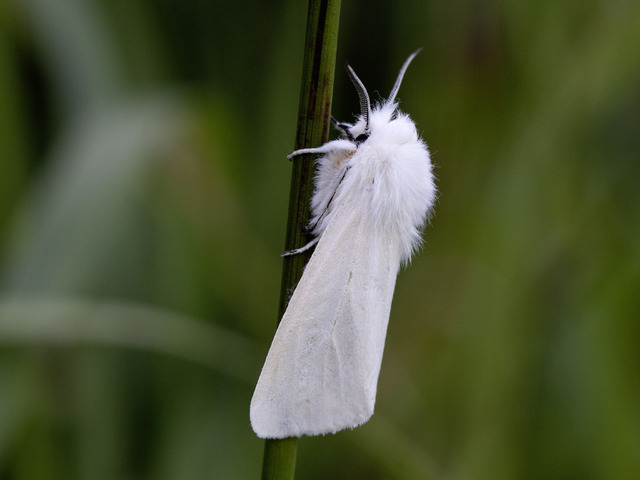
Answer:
[346, 64, 372, 134]
[387, 48, 422, 106]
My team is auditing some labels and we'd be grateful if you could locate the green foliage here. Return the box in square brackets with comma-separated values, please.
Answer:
[1, 0, 639, 479]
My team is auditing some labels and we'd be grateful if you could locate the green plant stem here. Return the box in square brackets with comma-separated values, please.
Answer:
[261, 438, 298, 480]
[260, 0, 341, 479]
[277, 0, 342, 318]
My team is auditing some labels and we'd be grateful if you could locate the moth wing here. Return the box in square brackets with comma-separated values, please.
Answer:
[250, 200, 400, 438]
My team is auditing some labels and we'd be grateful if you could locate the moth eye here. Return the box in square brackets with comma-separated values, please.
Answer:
[355, 133, 369, 144]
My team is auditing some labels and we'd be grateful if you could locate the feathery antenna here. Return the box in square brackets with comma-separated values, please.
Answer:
[387, 48, 422, 106]
[346, 64, 372, 134]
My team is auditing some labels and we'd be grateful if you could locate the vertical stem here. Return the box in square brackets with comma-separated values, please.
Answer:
[278, 0, 342, 319]
[260, 0, 341, 479]
[261, 438, 298, 480]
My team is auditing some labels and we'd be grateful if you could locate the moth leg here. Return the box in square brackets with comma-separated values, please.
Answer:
[301, 223, 316, 234]
[281, 237, 319, 257]
[302, 166, 351, 233]
[287, 139, 356, 159]
[331, 116, 355, 141]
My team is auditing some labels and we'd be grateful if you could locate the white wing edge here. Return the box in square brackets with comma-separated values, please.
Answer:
[250, 203, 400, 438]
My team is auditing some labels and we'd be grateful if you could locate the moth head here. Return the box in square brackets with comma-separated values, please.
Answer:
[335, 49, 422, 145]
[331, 116, 368, 145]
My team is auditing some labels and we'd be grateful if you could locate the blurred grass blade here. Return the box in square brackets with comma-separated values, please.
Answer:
[0, 94, 186, 294]
[18, 0, 124, 111]
[0, 296, 263, 381]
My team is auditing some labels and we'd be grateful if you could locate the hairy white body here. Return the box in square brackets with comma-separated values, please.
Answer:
[251, 51, 436, 438]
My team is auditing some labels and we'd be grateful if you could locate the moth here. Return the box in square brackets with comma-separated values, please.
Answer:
[251, 50, 436, 438]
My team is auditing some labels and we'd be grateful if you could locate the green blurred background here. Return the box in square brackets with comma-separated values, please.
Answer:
[1, 0, 639, 479]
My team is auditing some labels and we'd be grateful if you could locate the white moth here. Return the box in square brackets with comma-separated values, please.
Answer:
[251, 50, 436, 439]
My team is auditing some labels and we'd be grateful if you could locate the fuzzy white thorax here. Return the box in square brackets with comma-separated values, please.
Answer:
[309, 102, 435, 264]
